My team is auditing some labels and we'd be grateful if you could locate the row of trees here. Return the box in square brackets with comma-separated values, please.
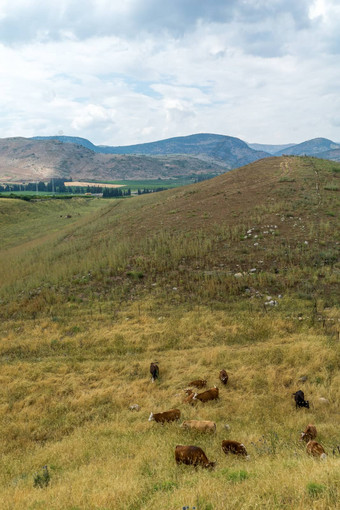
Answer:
[137, 187, 168, 194]
[102, 188, 131, 197]
[0, 178, 72, 193]
[0, 180, 169, 197]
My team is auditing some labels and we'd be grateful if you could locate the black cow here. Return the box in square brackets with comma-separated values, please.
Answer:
[150, 362, 159, 382]
[293, 390, 310, 409]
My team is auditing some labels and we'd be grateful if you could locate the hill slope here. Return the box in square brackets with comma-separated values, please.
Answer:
[274, 137, 340, 156]
[248, 142, 295, 154]
[34, 133, 271, 167]
[0, 137, 223, 182]
[1, 155, 339, 308]
[0, 156, 339, 510]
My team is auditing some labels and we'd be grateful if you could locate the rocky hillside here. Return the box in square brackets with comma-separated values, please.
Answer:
[0, 137, 223, 182]
[35, 133, 270, 165]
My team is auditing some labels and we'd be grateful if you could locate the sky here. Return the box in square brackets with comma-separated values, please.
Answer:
[0, 0, 339, 146]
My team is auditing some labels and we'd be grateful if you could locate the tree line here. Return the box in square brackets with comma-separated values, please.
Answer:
[0, 179, 169, 197]
[0, 178, 72, 193]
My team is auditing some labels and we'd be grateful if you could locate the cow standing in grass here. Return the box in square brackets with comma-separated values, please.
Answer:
[193, 386, 219, 403]
[183, 389, 196, 405]
[306, 440, 327, 459]
[293, 390, 310, 409]
[219, 370, 228, 385]
[300, 424, 317, 442]
[148, 409, 180, 424]
[181, 420, 216, 433]
[221, 440, 249, 458]
[188, 379, 207, 389]
[150, 362, 159, 382]
[175, 445, 216, 468]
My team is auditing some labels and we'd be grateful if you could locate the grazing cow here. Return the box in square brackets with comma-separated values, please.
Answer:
[183, 389, 196, 405]
[188, 379, 207, 389]
[193, 386, 219, 403]
[221, 440, 249, 458]
[306, 440, 327, 459]
[293, 390, 310, 409]
[148, 408, 180, 423]
[181, 420, 216, 433]
[219, 370, 228, 385]
[300, 424, 317, 443]
[150, 362, 159, 382]
[175, 445, 216, 469]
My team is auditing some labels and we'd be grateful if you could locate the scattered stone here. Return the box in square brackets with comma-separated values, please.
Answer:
[319, 398, 329, 405]
[234, 273, 243, 278]
[129, 404, 140, 411]
[254, 242, 259, 246]
[265, 300, 278, 306]
[298, 376, 308, 383]
[224, 424, 231, 430]
[249, 268, 257, 273]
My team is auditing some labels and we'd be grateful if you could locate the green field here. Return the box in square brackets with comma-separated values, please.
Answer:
[82, 175, 216, 189]
[0, 156, 339, 509]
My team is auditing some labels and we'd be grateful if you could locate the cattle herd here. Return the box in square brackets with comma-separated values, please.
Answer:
[146, 363, 328, 468]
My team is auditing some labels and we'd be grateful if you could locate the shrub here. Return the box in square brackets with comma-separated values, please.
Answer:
[306, 482, 326, 498]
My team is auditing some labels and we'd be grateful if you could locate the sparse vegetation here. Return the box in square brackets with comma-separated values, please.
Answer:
[0, 156, 339, 509]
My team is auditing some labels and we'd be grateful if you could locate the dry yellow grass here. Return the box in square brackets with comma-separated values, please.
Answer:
[0, 304, 339, 509]
[0, 156, 339, 509]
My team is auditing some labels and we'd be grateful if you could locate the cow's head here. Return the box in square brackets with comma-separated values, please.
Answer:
[148, 412, 154, 421]
[205, 461, 216, 469]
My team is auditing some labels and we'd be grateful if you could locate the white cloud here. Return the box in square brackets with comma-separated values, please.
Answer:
[0, 0, 339, 145]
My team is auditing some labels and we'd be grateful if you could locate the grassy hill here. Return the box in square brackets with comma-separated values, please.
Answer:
[0, 156, 339, 509]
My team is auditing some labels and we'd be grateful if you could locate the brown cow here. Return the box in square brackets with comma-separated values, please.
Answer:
[188, 379, 207, 389]
[148, 409, 180, 423]
[306, 440, 327, 459]
[150, 362, 159, 382]
[183, 389, 196, 405]
[193, 386, 219, 403]
[300, 424, 317, 443]
[222, 440, 249, 458]
[181, 420, 216, 433]
[219, 370, 228, 385]
[175, 445, 216, 468]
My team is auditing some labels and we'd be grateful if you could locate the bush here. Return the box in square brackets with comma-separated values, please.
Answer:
[306, 482, 326, 498]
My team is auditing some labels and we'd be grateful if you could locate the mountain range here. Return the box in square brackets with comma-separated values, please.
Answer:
[0, 133, 339, 182]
